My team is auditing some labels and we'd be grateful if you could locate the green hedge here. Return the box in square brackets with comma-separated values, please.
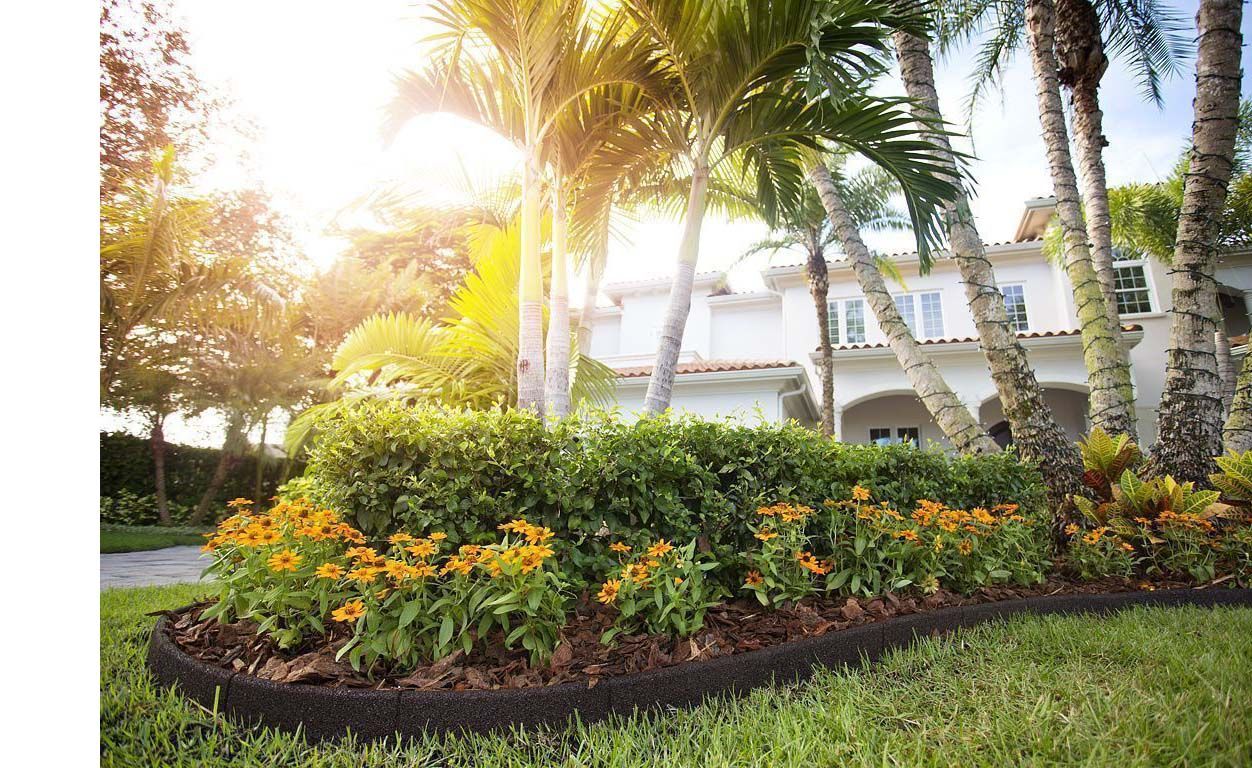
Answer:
[302, 403, 1047, 583]
[100, 432, 295, 524]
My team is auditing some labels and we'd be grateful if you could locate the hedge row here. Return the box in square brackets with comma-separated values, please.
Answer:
[100, 432, 296, 524]
[302, 403, 1047, 583]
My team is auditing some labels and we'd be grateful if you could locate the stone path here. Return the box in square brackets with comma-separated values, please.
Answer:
[100, 546, 214, 589]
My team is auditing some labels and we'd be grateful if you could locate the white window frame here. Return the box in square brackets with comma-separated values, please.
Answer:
[869, 426, 921, 446]
[1112, 258, 1157, 316]
[891, 291, 945, 339]
[1001, 283, 1031, 332]
[826, 297, 867, 345]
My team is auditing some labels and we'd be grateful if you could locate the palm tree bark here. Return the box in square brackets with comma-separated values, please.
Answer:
[544, 178, 572, 421]
[1025, 0, 1137, 438]
[191, 411, 247, 525]
[1148, 0, 1245, 482]
[1055, 0, 1120, 321]
[516, 151, 546, 413]
[643, 158, 709, 413]
[150, 414, 170, 526]
[806, 233, 836, 437]
[811, 164, 998, 455]
[1216, 329, 1237, 410]
[576, 216, 610, 357]
[1224, 353, 1252, 454]
[894, 31, 1082, 504]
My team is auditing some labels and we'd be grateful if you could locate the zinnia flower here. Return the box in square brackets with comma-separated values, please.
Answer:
[597, 579, 621, 604]
[754, 529, 778, 541]
[267, 549, 301, 572]
[609, 542, 632, 554]
[429, 532, 447, 541]
[851, 485, 871, 502]
[331, 600, 366, 623]
[647, 539, 674, 558]
[406, 539, 438, 559]
[314, 562, 344, 580]
[388, 533, 414, 545]
[744, 570, 764, 587]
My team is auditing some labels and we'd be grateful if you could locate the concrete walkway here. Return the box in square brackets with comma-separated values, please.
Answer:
[100, 545, 214, 589]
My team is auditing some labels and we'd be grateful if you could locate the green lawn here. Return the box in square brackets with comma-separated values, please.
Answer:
[102, 585, 1252, 767]
[101, 525, 211, 553]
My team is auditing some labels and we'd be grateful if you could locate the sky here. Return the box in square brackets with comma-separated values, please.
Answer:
[123, 0, 1251, 447]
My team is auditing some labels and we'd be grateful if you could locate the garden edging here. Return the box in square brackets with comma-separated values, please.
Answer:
[147, 587, 1252, 740]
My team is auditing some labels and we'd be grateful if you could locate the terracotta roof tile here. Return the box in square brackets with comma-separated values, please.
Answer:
[614, 359, 799, 378]
[826, 324, 1143, 351]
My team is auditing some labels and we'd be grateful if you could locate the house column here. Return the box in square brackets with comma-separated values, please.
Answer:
[832, 406, 844, 442]
[1242, 289, 1252, 327]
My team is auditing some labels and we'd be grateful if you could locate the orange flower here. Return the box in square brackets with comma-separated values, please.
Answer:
[958, 540, 973, 555]
[754, 529, 779, 541]
[406, 539, 438, 559]
[744, 570, 764, 587]
[388, 533, 414, 545]
[609, 542, 632, 554]
[597, 579, 622, 604]
[1065, 523, 1080, 536]
[267, 549, 301, 572]
[646, 539, 675, 558]
[429, 532, 448, 541]
[851, 485, 871, 502]
[314, 562, 344, 580]
[347, 566, 380, 584]
[331, 600, 366, 623]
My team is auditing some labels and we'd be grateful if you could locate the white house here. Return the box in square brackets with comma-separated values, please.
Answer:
[586, 198, 1252, 448]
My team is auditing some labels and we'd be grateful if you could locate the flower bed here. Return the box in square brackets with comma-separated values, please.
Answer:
[148, 585, 1252, 739]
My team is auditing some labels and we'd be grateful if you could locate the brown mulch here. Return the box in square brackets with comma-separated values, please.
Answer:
[158, 576, 1206, 692]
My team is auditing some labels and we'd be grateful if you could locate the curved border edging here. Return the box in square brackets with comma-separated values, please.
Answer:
[147, 588, 1252, 740]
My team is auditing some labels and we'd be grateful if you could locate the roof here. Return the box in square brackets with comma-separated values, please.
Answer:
[761, 238, 1045, 277]
[602, 271, 726, 298]
[825, 324, 1143, 352]
[613, 359, 801, 378]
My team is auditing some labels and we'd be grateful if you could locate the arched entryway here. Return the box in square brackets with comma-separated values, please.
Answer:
[979, 385, 1090, 447]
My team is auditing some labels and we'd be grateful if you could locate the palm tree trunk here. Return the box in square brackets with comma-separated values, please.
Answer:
[894, 31, 1082, 504]
[577, 215, 610, 357]
[1148, 0, 1245, 482]
[806, 236, 835, 437]
[150, 414, 170, 526]
[1056, 0, 1120, 322]
[1224, 353, 1252, 454]
[516, 150, 546, 413]
[1025, 0, 1137, 439]
[811, 164, 998, 455]
[643, 157, 709, 414]
[191, 411, 247, 525]
[1217, 329, 1237, 411]
[544, 177, 571, 421]
[252, 415, 269, 506]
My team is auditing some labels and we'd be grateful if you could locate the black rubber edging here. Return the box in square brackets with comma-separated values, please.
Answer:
[146, 587, 1252, 741]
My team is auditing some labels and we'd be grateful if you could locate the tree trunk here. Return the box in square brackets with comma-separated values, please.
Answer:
[150, 414, 170, 526]
[191, 411, 247, 525]
[1224, 353, 1252, 454]
[1217, 329, 1237, 411]
[1148, 0, 1245, 482]
[643, 157, 710, 413]
[894, 31, 1083, 506]
[1025, 0, 1137, 439]
[252, 415, 269, 506]
[544, 179, 572, 422]
[1056, 0, 1120, 323]
[516, 149, 546, 413]
[576, 215, 610, 357]
[811, 164, 998, 455]
[805, 233, 835, 437]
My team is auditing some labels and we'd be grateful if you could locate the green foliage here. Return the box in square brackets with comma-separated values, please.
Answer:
[1210, 450, 1252, 504]
[741, 502, 829, 606]
[300, 403, 1048, 587]
[598, 539, 724, 642]
[100, 432, 294, 524]
[100, 524, 211, 553]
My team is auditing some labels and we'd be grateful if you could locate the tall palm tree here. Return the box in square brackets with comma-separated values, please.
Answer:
[1225, 355, 1252, 454]
[809, 163, 1000, 454]
[892, 30, 1082, 505]
[623, 0, 964, 415]
[1147, 0, 1245, 483]
[1023, 0, 1137, 437]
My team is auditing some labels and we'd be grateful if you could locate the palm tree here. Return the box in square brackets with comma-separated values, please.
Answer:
[623, 0, 964, 415]
[390, 0, 656, 414]
[1225, 355, 1252, 454]
[1147, 0, 1245, 483]
[1022, 0, 1137, 437]
[808, 162, 1000, 454]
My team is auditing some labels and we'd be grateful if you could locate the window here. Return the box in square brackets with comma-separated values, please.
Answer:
[892, 292, 944, 338]
[869, 426, 921, 446]
[826, 298, 867, 344]
[869, 427, 893, 446]
[896, 427, 920, 445]
[1113, 262, 1154, 314]
[1002, 284, 1030, 332]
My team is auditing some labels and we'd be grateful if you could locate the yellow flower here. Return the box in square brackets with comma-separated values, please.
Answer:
[673, 577, 683, 585]
[958, 540, 973, 555]
[253, 528, 282, 546]
[412, 563, 437, 579]
[892, 529, 919, 542]
[1119, 541, 1135, 553]
[429, 532, 448, 541]
[609, 542, 632, 554]
[406, 539, 438, 559]
[851, 485, 871, 502]
[754, 529, 779, 541]
[346, 546, 379, 563]
[331, 599, 366, 623]
[347, 566, 380, 584]
[646, 539, 675, 558]
[227, 498, 254, 509]
[267, 549, 301, 572]
[597, 579, 621, 604]
[383, 559, 417, 581]
[744, 570, 764, 587]
[1064, 523, 1080, 536]
[314, 562, 344, 580]
[388, 533, 414, 545]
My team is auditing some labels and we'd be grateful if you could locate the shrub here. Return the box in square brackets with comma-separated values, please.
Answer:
[1064, 525, 1137, 580]
[302, 403, 1048, 587]
[100, 489, 193, 526]
[201, 499, 567, 673]
[597, 539, 723, 642]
